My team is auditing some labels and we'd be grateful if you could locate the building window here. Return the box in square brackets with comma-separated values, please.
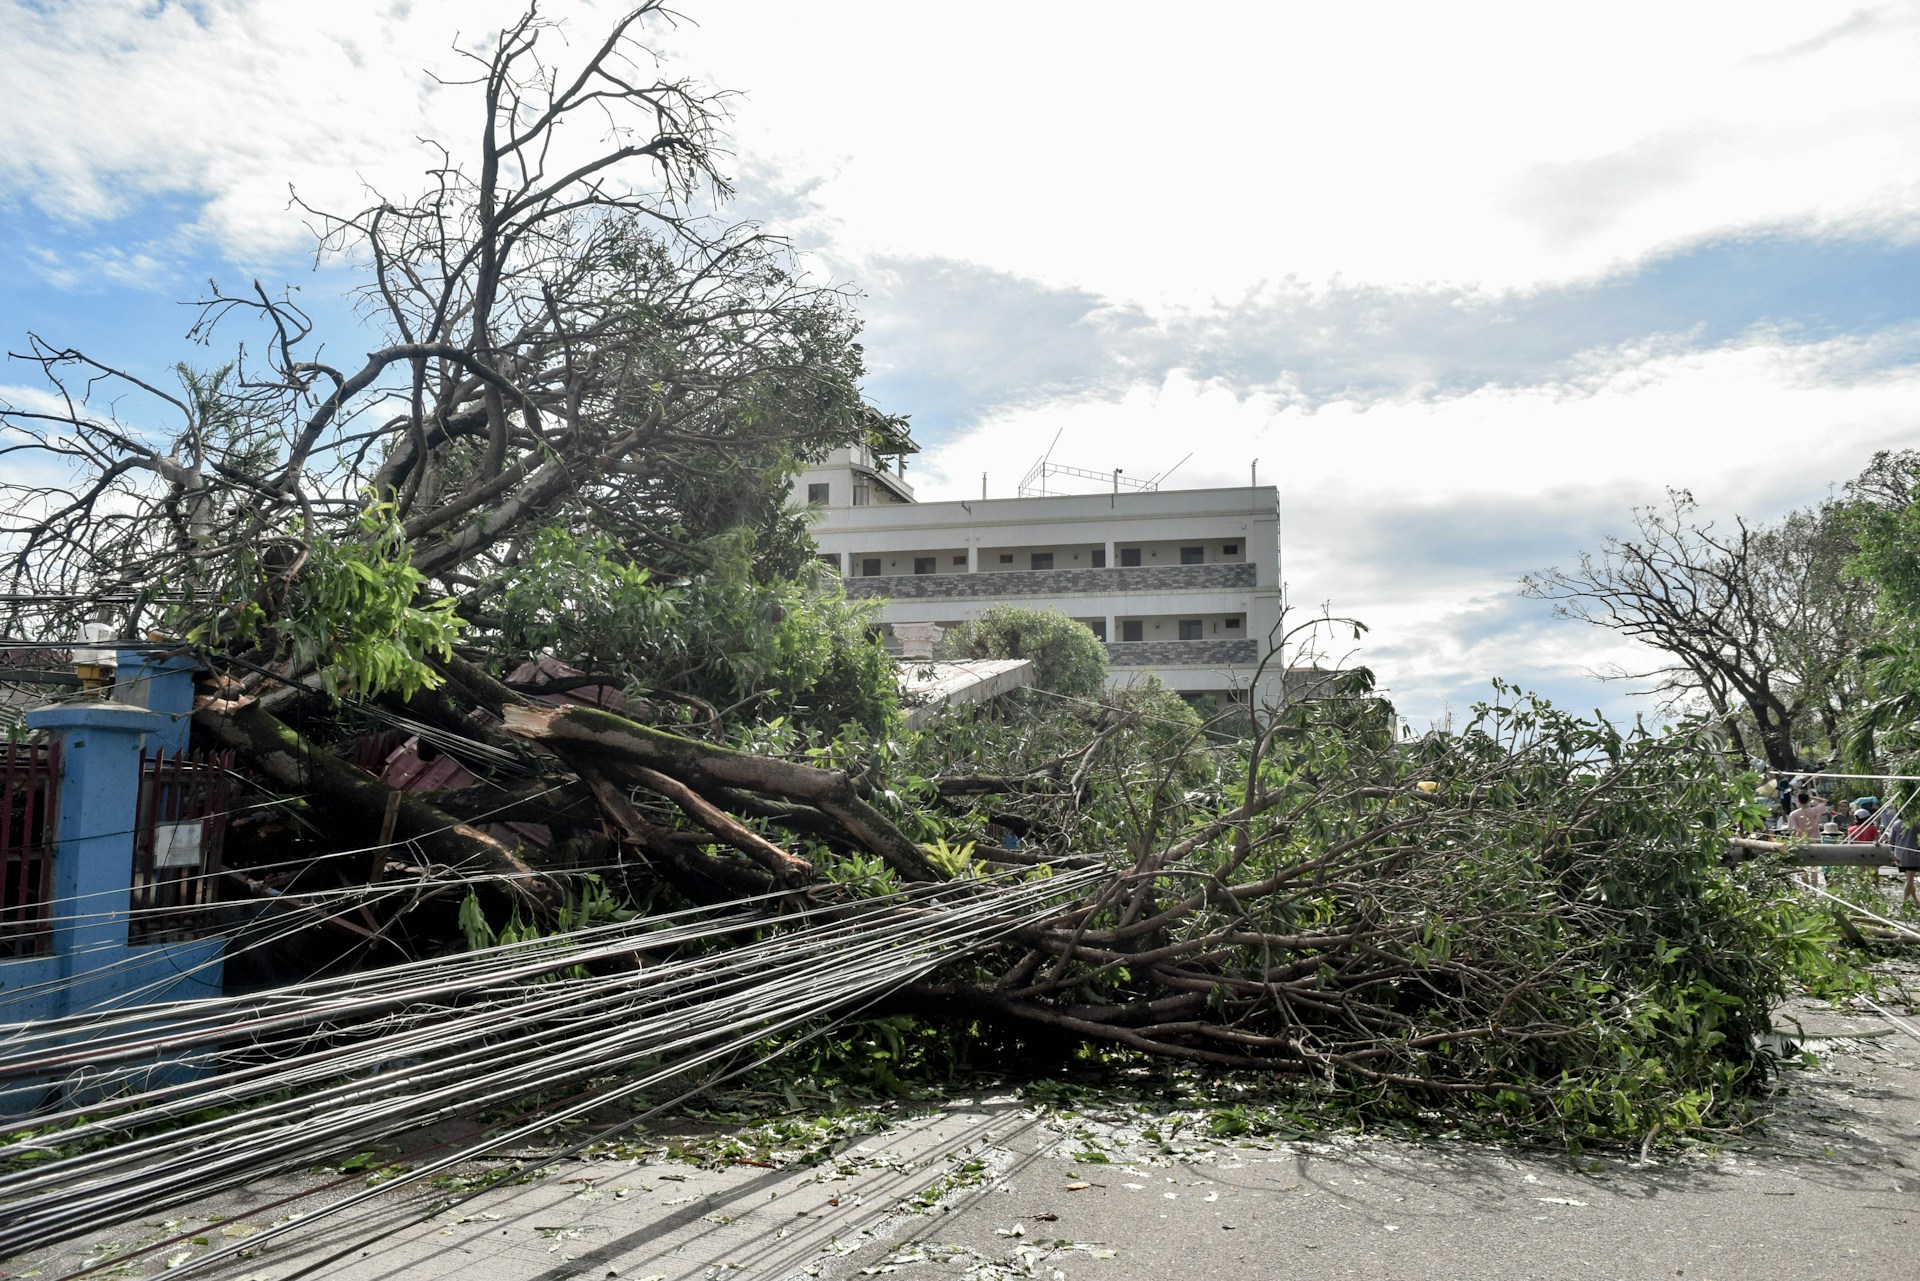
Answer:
[1225, 616, 1242, 629]
[817, 553, 840, 571]
[1090, 548, 1106, 568]
[807, 482, 830, 505]
[913, 557, 935, 575]
[952, 555, 967, 566]
[1119, 547, 1141, 567]
[1179, 619, 1203, 640]
[1180, 546, 1204, 565]
[1087, 620, 1107, 641]
[1121, 620, 1143, 642]
[853, 485, 870, 506]
[1222, 542, 1239, 555]
[1030, 552, 1054, 571]
[861, 558, 881, 577]
[999, 553, 1014, 564]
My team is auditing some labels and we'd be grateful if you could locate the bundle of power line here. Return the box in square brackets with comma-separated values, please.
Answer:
[0, 865, 1100, 1268]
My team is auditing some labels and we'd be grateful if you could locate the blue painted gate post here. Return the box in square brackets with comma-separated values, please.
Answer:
[23, 667, 226, 1013]
[23, 702, 166, 1016]
[1, 694, 226, 1113]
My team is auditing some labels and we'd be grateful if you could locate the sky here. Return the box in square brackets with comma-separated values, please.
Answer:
[2, 0, 1918, 728]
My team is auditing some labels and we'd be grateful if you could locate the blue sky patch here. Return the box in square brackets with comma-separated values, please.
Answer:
[849, 230, 1920, 448]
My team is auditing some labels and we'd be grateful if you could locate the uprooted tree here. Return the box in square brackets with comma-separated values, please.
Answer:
[0, 2, 1843, 1147]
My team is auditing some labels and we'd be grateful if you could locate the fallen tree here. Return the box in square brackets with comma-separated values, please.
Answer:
[480, 669, 1842, 1144]
[0, 2, 1848, 1152]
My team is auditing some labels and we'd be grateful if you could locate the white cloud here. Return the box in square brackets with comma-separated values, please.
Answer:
[5, 2, 1917, 301]
[0, 384, 104, 531]
[0, 382, 84, 419]
[25, 242, 183, 292]
[0, 0, 632, 260]
[908, 329, 1920, 725]
[1351, 590, 1663, 726]
[671, 1, 1920, 300]
[914, 328, 1920, 508]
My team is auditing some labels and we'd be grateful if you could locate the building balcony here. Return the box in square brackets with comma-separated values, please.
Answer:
[1107, 638, 1259, 667]
[842, 561, 1257, 600]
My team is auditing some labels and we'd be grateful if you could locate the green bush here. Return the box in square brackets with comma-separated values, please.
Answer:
[939, 605, 1108, 698]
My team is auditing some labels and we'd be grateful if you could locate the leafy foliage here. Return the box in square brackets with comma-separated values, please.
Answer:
[276, 504, 464, 700]
[1105, 677, 1214, 789]
[0, 1, 1864, 1166]
[0, 0, 906, 732]
[495, 525, 898, 737]
[906, 671, 1849, 1148]
[1844, 450, 1920, 616]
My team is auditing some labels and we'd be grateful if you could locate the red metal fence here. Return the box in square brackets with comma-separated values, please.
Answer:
[130, 749, 233, 944]
[0, 741, 60, 958]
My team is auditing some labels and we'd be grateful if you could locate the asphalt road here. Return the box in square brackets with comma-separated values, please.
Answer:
[9, 997, 1918, 1281]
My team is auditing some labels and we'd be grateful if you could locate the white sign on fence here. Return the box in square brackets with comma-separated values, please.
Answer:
[152, 820, 205, 869]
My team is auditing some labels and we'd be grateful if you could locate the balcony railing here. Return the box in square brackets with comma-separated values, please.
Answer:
[843, 562, 1256, 600]
[1108, 638, 1259, 667]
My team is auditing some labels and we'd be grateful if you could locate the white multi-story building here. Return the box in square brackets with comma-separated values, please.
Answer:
[796, 446, 1283, 704]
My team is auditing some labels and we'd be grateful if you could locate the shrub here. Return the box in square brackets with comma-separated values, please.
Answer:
[939, 606, 1108, 698]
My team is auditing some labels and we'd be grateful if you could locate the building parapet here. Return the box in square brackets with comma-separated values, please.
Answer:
[1107, 638, 1259, 667]
[813, 484, 1275, 533]
[844, 562, 1258, 600]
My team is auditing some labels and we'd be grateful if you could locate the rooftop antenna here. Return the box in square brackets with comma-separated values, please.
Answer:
[1145, 452, 1193, 488]
[1017, 429, 1065, 497]
[1018, 430, 1171, 498]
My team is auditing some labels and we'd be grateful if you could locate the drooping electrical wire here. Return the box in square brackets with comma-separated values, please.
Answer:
[0, 863, 1103, 1266]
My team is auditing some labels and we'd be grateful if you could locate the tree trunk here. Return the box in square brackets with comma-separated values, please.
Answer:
[575, 765, 774, 903]
[502, 703, 947, 882]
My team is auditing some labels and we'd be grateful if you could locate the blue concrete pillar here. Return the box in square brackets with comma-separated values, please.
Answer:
[24, 704, 165, 1009]
[113, 649, 199, 757]
[4, 703, 226, 1113]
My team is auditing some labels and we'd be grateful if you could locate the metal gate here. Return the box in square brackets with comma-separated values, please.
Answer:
[130, 749, 233, 944]
[0, 741, 59, 958]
